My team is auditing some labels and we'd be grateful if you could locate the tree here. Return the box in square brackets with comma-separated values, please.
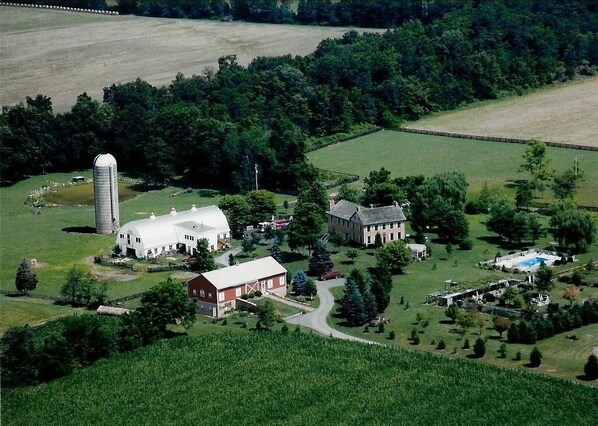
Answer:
[535, 263, 554, 292]
[486, 198, 529, 245]
[15, 259, 37, 293]
[242, 235, 256, 254]
[341, 279, 365, 326]
[445, 303, 460, 324]
[457, 310, 475, 337]
[137, 278, 197, 335]
[375, 240, 411, 274]
[257, 300, 277, 329]
[335, 183, 361, 204]
[60, 265, 96, 305]
[529, 347, 542, 367]
[247, 190, 276, 225]
[292, 270, 308, 295]
[527, 215, 544, 244]
[473, 311, 486, 336]
[584, 354, 598, 380]
[493, 316, 511, 338]
[563, 285, 580, 306]
[362, 290, 378, 322]
[228, 253, 236, 266]
[369, 264, 392, 312]
[349, 268, 368, 295]
[192, 239, 217, 272]
[515, 181, 534, 209]
[304, 279, 317, 297]
[362, 167, 405, 207]
[38, 333, 73, 382]
[0, 325, 39, 387]
[218, 194, 249, 234]
[308, 239, 333, 276]
[473, 337, 486, 358]
[142, 136, 174, 187]
[270, 237, 282, 263]
[519, 139, 552, 193]
[552, 167, 583, 200]
[346, 247, 358, 264]
[549, 201, 596, 253]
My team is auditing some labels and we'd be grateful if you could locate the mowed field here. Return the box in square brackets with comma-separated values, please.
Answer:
[0, 8, 377, 112]
[308, 130, 598, 207]
[405, 76, 598, 147]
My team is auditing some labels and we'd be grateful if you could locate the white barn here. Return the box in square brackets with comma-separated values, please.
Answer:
[116, 205, 230, 259]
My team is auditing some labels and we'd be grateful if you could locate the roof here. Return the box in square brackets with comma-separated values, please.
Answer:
[119, 205, 229, 249]
[93, 153, 117, 167]
[328, 200, 406, 225]
[201, 256, 287, 290]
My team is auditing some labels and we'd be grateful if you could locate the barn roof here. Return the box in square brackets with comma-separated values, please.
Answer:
[200, 256, 287, 290]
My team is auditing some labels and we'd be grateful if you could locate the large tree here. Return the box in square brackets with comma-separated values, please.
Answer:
[246, 190, 276, 225]
[60, 265, 97, 305]
[218, 194, 250, 234]
[15, 259, 38, 293]
[519, 139, 552, 193]
[308, 240, 334, 276]
[549, 201, 596, 253]
[369, 263, 393, 313]
[375, 240, 411, 274]
[192, 239, 217, 272]
[341, 279, 365, 326]
[535, 263, 554, 292]
[552, 166, 584, 200]
[257, 300, 277, 329]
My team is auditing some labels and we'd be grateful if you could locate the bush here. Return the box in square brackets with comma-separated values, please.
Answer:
[515, 350, 522, 361]
[498, 343, 507, 358]
[462, 338, 470, 349]
[558, 275, 571, 283]
[221, 319, 228, 326]
[570, 271, 583, 286]
[281, 324, 289, 334]
[389, 330, 396, 340]
[473, 337, 486, 358]
[241, 294, 249, 300]
[254, 290, 263, 297]
[529, 347, 542, 367]
[378, 323, 385, 334]
[412, 335, 420, 345]
[459, 239, 473, 250]
[584, 354, 598, 380]
[436, 340, 446, 350]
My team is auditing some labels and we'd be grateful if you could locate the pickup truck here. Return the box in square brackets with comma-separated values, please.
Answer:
[369, 316, 390, 327]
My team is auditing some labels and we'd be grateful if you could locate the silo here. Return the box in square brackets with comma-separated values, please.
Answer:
[93, 154, 119, 234]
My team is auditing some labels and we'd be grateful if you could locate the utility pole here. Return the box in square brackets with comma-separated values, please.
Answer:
[254, 163, 259, 191]
[574, 156, 578, 175]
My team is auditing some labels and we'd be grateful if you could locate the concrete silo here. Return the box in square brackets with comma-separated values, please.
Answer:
[93, 154, 119, 234]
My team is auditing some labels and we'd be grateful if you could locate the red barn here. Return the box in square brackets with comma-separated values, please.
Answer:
[187, 256, 287, 317]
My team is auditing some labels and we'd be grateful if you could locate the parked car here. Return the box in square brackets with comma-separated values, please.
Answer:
[319, 269, 342, 280]
[369, 316, 390, 327]
[183, 256, 196, 264]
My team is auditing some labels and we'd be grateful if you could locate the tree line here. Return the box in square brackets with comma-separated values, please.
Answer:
[2, 1, 596, 188]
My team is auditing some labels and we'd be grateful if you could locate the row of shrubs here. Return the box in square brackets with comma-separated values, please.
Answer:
[240, 291, 263, 300]
[507, 298, 598, 344]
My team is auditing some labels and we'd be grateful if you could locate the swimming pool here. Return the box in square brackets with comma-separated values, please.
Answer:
[514, 256, 551, 269]
[493, 251, 561, 272]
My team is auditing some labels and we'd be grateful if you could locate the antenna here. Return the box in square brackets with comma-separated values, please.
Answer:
[254, 163, 259, 191]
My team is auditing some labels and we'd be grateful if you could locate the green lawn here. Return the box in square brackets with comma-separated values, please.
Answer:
[3, 333, 596, 425]
[307, 130, 598, 206]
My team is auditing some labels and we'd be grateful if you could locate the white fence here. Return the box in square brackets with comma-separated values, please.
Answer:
[1, 2, 119, 15]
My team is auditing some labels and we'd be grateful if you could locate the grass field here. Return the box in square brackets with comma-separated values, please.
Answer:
[405, 76, 598, 148]
[0, 8, 380, 112]
[307, 130, 598, 207]
[44, 181, 138, 206]
[2, 333, 597, 425]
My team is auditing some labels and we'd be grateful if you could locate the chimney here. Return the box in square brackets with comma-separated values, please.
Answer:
[149, 212, 156, 220]
[369, 204, 373, 209]
[393, 200, 398, 207]
[191, 204, 197, 211]
[170, 207, 177, 216]
[356, 206, 360, 212]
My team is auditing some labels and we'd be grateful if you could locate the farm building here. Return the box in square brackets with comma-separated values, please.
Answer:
[116, 205, 230, 259]
[327, 199, 407, 246]
[187, 256, 287, 317]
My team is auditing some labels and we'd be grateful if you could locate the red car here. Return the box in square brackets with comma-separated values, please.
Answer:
[319, 269, 342, 280]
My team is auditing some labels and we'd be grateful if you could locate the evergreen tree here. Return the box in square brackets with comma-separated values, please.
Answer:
[270, 236, 283, 263]
[535, 263, 554, 292]
[362, 290, 378, 322]
[304, 279, 317, 297]
[192, 238, 217, 272]
[529, 347, 542, 367]
[257, 300, 277, 330]
[292, 270, 308, 295]
[584, 354, 598, 380]
[308, 239, 333, 276]
[241, 235, 256, 254]
[369, 263, 392, 312]
[349, 268, 368, 295]
[342, 279, 365, 326]
[228, 253, 236, 266]
[15, 259, 38, 293]
[473, 337, 486, 358]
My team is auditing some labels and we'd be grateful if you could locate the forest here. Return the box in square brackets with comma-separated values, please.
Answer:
[1, 0, 597, 190]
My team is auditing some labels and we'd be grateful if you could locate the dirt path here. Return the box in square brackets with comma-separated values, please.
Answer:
[0, 9, 382, 112]
[405, 77, 598, 148]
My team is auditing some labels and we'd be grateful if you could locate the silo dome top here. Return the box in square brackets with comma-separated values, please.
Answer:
[93, 153, 117, 167]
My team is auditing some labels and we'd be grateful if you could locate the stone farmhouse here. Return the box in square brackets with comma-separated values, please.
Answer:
[187, 256, 287, 317]
[116, 205, 230, 259]
[327, 199, 407, 246]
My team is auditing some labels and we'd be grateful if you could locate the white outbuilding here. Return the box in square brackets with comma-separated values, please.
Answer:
[116, 205, 230, 259]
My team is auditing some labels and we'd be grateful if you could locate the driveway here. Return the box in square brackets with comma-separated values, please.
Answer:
[214, 246, 243, 266]
[285, 278, 376, 345]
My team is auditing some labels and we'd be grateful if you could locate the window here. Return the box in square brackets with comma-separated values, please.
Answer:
[236, 288, 242, 297]
[390, 222, 394, 229]
[192, 289, 197, 296]
[119, 234, 124, 239]
[219, 292, 225, 302]
[367, 236, 371, 244]
[208, 292, 212, 299]
[267, 279, 273, 289]
[390, 233, 394, 240]
[200, 289, 205, 297]
[382, 224, 386, 230]
[374, 225, 378, 231]
[279, 276, 285, 286]
[136, 237, 141, 243]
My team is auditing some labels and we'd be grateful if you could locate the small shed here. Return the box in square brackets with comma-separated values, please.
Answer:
[72, 176, 85, 183]
[96, 305, 130, 316]
[407, 244, 427, 261]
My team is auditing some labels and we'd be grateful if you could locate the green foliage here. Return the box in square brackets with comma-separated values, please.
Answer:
[137, 278, 197, 332]
[292, 270, 308, 296]
[242, 235, 256, 254]
[0, 326, 39, 387]
[304, 279, 317, 297]
[218, 194, 249, 232]
[247, 190, 276, 225]
[473, 337, 486, 358]
[345, 247, 358, 263]
[375, 240, 411, 274]
[256, 300, 276, 329]
[519, 140, 552, 190]
[486, 198, 530, 245]
[529, 347, 542, 368]
[270, 237, 283, 263]
[553, 166, 584, 200]
[60, 265, 102, 306]
[369, 264, 392, 313]
[498, 343, 507, 359]
[549, 201, 596, 253]
[437, 340, 446, 350]
[191, 239, 217, 273]
[445, 304, 459, 324]
[584, 354, 598, 380]
[308, 240, 333, 276]
[15, 259, 38, 293]
[535, 263, 554, 292]
[341, 279, 365, 327]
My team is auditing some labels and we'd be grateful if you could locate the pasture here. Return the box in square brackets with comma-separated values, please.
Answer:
[307, 130, 598, 207]
[0, 8, 379, 112]
[405, 76, 598, 148]
[3, 333, 597, 425]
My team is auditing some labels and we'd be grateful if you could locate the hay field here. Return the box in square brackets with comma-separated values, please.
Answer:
[405, 77, 598, 147]
[0, 8, 375, 112]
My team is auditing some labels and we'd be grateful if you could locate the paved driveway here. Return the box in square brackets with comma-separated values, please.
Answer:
[285, 278, 375, 344]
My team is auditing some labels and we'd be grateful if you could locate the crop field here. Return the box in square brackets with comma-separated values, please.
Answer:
[0, 8, 379, 113]
[2, 333, 596, 425]
[307, 130, 598, 207]
[405, 76, 598, 148]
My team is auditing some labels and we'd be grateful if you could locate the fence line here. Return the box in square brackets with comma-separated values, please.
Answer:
[400, 127, 598, 152]
[0, 2, 119, 15]
[307, 126, 384, 152]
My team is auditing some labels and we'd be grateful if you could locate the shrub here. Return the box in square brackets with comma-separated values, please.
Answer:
[222, 319, 228, 326]
[570, 271, 583, 286]
[459, 239, 473, 250]
[529, 347, 542, 367]
[378, 323, 385, 334]
[254, 290, 263, 297]
[558, 275, 571, 283]
[498, 343, 507, 358]
[412, 335, 420, 345]
[389, 331, 396, 340]
[584, 354, 598, 380]
[462, 338, 470, 349]
[241, 322, 248, 329]
[281, 324, 289, 334]
[437, 340, 446, 350]
[247, 293, 255, 299]
[515, 350, 522, 361]
[241, 294, 249, 300]
[473, 337, 486, 358]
